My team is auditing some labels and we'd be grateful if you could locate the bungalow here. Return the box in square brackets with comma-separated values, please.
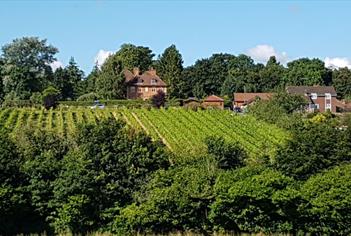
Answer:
[286, 86, 337, 112]
[233, 93, 274, 108]
[202, 95, 224, 109]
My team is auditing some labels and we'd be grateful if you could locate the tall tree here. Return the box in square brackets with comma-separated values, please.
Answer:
[183, 53, 235, 98]
[114, 44, 154, 72]
[1, 37, 58, 99]
[332, 67, 351, 99]
[95, 55, 125, 99]
[284, 58, 331, 86]
[155, 45, 184, 98]
[53, 57, 84, 100]
[221, 54, 262, 96]
[259, 56, 286, 91]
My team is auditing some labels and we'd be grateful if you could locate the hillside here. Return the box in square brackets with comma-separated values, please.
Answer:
[0, 107, 287, 157]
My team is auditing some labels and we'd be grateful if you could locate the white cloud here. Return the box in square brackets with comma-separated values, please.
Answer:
[324, 57, 351, 69]
[94, 49, 113, 68]
[50, 60, 64, 71]
[247, 44, 289, 64]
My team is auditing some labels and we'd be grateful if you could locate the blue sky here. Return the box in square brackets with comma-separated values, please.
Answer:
[1, 0, 351, 73]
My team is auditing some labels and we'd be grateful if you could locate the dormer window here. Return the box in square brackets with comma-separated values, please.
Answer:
[151, 79, 157, 85]
[311, 93, 317, 99]
[325, 93, 331, 99]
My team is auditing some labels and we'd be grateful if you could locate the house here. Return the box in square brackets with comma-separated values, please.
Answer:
[233, 93, 274, 108]
[124, 68, 167, 100]
[286, 86, 337, 112]
[202, 95, 224, 109]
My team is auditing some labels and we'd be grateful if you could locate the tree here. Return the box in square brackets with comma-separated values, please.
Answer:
[299, 164, 351, 235]
[259, 56, 286, 91]
[205, 136, 246, 170]
[155, 45, 184, 98]
[113, 157, 218, 235]
[332, 67, 351, 99]
[274, 122, 351, 180]
[151, 90, 166, 108]
[95, 56, 125, 99]
[221, 54, 262, 96]
[114, 43, 154, 72]
[51, 119, 169, 233]
[53, 57, 84, 100]
[0, 59, 4, 101]
[284, 58, 331, 86]
[1, 37, 58, 98]
[209, 166, 299, 233]
[83, 63, 100, 94]
[42, 86, 60, 109]
[184, 54, 235, 98]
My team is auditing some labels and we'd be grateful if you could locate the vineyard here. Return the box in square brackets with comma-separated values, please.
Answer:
[0, 107, 288, 157]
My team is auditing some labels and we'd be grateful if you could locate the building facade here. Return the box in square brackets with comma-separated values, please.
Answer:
[202, 95, 224, 109]
[124, 68, 167, 100]
[286, 86, 338, 112]
[233, 93, 274, 108]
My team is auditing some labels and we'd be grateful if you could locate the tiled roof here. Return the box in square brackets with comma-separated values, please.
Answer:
[234, 93, 274, 103]
[203, 95, 224, 102]
[286, 86, 337, 96]
[124, 69, 167, 87]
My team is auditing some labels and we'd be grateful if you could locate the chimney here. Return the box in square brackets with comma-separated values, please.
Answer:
[133, 67, 140, 76]
[149, 67, 157, 76]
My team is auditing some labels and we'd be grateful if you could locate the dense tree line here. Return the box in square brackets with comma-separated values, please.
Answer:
[1, 36, 351, 105]
[1, 107, 351, 235]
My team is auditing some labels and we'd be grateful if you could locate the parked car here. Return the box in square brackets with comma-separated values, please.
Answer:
[90, 100, 105, 109]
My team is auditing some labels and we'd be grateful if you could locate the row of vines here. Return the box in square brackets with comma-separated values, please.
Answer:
[0, 107, 287, 157]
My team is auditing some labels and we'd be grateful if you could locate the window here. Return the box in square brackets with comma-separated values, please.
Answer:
[151, 88, 156, 92]
[326, 103, 331, 109]
[325, 93, 331, 99]
[311, 93, 317, 99]
[138, 88, 142, 92]
[314, 104, 320, 109]
[145, 87, 148, 92]
[130, 86, 135, 93]
[151, 79, 157, 85]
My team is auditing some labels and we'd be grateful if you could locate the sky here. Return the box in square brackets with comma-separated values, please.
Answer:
[1, 0, 351, 73]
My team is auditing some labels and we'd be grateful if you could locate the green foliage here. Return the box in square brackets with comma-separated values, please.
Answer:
[332, 67, 351, 98]
[95, 55, 125, 99]
[53, 57, 84, 100]
[51, 118, 169, 233]
[155, 45, 184, 98]
[76, 92, 100, 101]
[284, 58, 331, 86]
[205, 136, 246, 169]
[274, 122, 351, 180]
[1, 37, 58, 99]
[259, 56, 286, 91]
[114, 44, 154, 72]
[209, 166, 299, 233]
[42, 86, 60, 109]
[299, 164, 351, 234]
[113, 157, 218, 234]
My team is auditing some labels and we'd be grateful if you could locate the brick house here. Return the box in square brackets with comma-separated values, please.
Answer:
[124, 68, 167, 100]
[233, 93, 274, 108]
[286, 86, 338, 112]
[202, 95, 224, 109]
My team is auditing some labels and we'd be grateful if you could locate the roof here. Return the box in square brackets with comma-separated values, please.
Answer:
[124, 69, 167, 87]
[286, 86, 337, 96]
[234, 93, 274, 103]
[203, 95, 224, 102]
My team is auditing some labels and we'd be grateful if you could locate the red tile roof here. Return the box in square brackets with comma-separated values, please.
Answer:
[234, 93, 274, 103]
[124, 69, 167, 87]
[203, 95, 224, 102]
